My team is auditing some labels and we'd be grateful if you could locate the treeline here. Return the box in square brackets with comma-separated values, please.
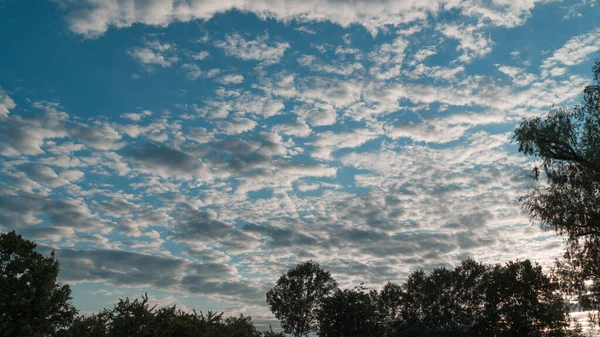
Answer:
[0, 231, 284, 337]
[266, 260, 584, 337]
[0, 231, 586, 337]
[0, 230, 587, 337]
[64, 294, 284, 337]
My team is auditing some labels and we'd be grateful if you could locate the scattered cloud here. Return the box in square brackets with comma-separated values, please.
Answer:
[121, 110, 152, 121]
[0, 89, 15, 119]
[65, 0, 545, 38]
[541, 28, 600, 77]
[217, 74, 244, 85]
[214, 33, 289, 65]
[129, 40, 178, 69]
[124, 143, 207, 179]
[497, 65, 538, 86]
[2, 0, 599, 325]
[438, 24, 493, 63]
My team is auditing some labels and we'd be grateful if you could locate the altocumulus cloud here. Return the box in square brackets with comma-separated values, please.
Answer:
[0, 0, 598, 325]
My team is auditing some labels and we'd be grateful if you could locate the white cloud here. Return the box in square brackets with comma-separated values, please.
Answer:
[412, 46, 437, 63]
[278, 164, 337, 177]
[0, 90, 16, 119]
[129, 47, 172, 67]
[360, 72, 586, 116]
[65, 0, 544, 38]
[215, 117, 257, 135]
[424, 65, 465, 80]
[386, 112, 506, 143]
[194, 89, 284, 119]
[438, 24, 493, 63]
[295, 77, 361, 109]
[369, 36, 408, 80]
[454, 0, 542, 28]
[192, 51, 210, 60]
[217, 74, 244, 85]
[121, 110, 152, 121]
[497, 65, 537, 86]
[295, 26, 317, 34]
[214, 33, 289, 65]
[129, 40, 177, 68]
[298, 55, 364, 76]
[541, 28, 600, 77]
[387, 121, 470, 144]
[295, 103, 337, 127]
[274, 121, 312, 137]
[60, 169, 85, 182]
[186, 127, 213, 143]
[312, 129, 379, 159]
[0, 104, 69, 156]
[181, 63, 203, 80]
[70, 122, 123, 151]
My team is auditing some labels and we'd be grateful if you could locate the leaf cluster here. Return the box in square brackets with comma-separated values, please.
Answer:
[514, 59, 600, 318]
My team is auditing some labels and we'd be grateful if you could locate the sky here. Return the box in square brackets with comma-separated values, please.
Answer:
[1, 0, 600, 329]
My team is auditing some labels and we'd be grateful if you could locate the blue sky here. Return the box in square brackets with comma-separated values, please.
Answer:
[1, 0, 600, 328]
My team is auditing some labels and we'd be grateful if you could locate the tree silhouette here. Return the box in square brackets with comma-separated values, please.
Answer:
[0, 230, 78, 337]
[514, 59, 600, 320]
[388, 259, 578, 337]
[317, 284, 382, 337]
[269, 259, 578, 337]
[266, 261, 337, 337]
[63, 293, 269, 337]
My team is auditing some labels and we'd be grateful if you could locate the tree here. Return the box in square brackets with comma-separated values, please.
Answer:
[266, 261, 338, 337]
[63, 293, 270, 337]
[317, 284, 382, 337]
[262, 326, 286, 337]
[104, 294, 157, 337]
[391, 259, 577, 337]
[375, 282, 403, 336]
[0, 230, 78, 337]
[480, 260, 573, 336]
[393, 262, 487, 337]
[514, 59, 600, 318]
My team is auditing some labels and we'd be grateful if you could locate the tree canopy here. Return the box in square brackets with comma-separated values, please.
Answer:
[0, 231, 587, 336]
[62, 293, 283, 337]
[514, 59, 600, 319]
[267, 259, 581, 337]
[0, 230, 78, 337]
[317, 284, 382, 337]
[266, 260, 338, 337]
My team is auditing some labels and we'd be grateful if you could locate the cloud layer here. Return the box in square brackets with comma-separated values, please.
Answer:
[1, 0, 599, 326]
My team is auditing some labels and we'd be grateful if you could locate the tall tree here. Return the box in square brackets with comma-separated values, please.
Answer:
[391, 259, 577, 337]
[514, 59, 600, 318]
[0, 231, 78, 337]
[317, 284, 382, 337]
[266, 261, 337, 337]
[375, 281, 403, 335]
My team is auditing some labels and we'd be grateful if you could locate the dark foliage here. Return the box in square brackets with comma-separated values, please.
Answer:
[318, 284, 382, 337]
[386, 259, 577, 337]
[266, 260, 337, 337]
[514, 59, 600, 320]
[0, 231, 78, 337]
[61, 293, 278, 337]
[270, 259, 581, 337]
